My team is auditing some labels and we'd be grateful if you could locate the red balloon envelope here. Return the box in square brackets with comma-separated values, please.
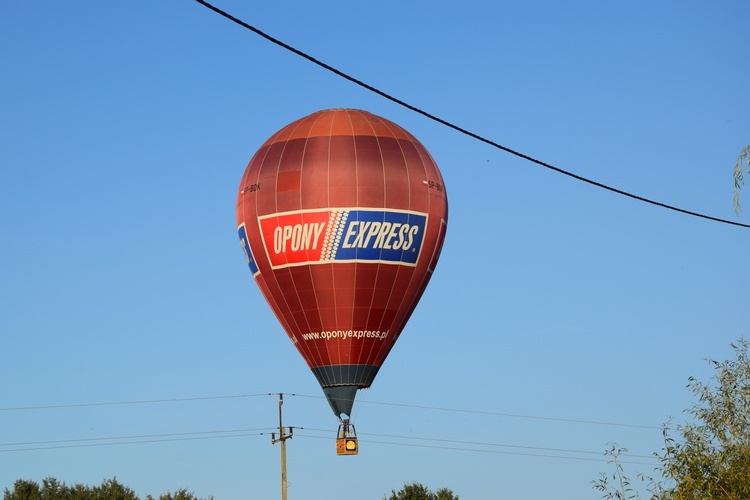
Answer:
[236, 109, 448, 419]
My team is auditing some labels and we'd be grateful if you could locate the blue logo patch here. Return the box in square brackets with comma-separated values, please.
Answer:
[237, 224, 259, 275]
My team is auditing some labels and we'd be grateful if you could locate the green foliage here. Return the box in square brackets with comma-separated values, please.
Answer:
[3, 479, 212, 500]
[733, 145, 750, 215]
[3, 477, 136, 500]
[151, 489, 212, 500]
[657, 338, 750, 498]
[384, 481, 459, 500]
[90, 478, 138, 500]
[3, 480, 40, 500]
[593, 339, 750, 499]
[592, 444, 645, 499]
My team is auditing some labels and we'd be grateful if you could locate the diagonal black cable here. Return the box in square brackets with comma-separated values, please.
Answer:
[195, 0, 750, 229]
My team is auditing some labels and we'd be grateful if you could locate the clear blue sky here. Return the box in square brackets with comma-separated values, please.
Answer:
[2, 1, 748, 498]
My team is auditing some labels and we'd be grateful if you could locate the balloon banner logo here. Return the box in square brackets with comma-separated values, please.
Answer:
[256, 208, 427, 269]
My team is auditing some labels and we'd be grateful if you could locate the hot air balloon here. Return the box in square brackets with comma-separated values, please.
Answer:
[236, 109, 448, 434]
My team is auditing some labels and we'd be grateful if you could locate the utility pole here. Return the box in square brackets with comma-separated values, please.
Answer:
[271, 393, 292, 500]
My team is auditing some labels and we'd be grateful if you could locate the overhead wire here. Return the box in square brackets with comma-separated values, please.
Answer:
[0, 392, 661, 430]
[288, 393, 661, 430]
[0, 428, 276, 449]
[296, 426, 657, 461]
[0, 393, 664, 466]
[0, 428, 275, 454]
[0, 393, 273, 412]
[293, 432, 658, 466]
[194, 0, 750, 230]
[0, 423, 658, 466]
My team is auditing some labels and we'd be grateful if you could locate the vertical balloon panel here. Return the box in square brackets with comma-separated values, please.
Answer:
[237, 109, 447, 418]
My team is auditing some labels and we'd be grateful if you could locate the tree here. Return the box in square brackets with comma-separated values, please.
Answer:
[3, 480, 40, 500]
[593, 339, 750, 499]
[733, 145, 750, 215]
[384, 481, 459, 500]
[90, 478, 137, 500]
[147, 489, 212, 500]
[656, 338, 750, 498]
[4, 477, 136, 500]
[592, 444, 642, 499]
[3, 478, 212, 500]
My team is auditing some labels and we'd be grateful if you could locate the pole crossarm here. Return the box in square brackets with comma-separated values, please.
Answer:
[270, 393, 291, 500]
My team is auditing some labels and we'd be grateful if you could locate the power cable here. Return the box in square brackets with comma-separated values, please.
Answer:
[0, 428, 276, 449]
[0, 425, 657, 466]
[0, 392, 660, 430]
[0, 390, 663, 437]
[292, 433, 657, 466]
[194, 0, 750, 229]
[0, 397, 659, 465]
[0, 393, 272, 412]
[296, 426, 657, 461]
[288, 393, 661, 430]
[0, 427, 272, 453]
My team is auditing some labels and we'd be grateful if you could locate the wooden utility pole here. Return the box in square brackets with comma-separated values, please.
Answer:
[271, 393, 292, 500]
